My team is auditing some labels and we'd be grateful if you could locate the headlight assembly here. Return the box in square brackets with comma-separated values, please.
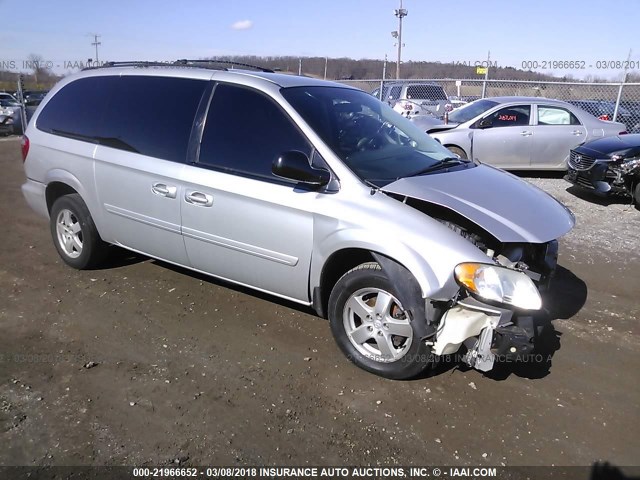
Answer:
[454, 263, 542, 310]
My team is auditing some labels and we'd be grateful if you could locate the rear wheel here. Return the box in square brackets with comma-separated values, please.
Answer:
[447, 146, 467, 159]
[634, 181, 640, 210]
[49, 194, 108, 269]
[328, 262, 432, 379]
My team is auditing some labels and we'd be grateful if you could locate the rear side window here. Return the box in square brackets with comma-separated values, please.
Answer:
[537, 105, 580, 125]
[37, 76, 109, 139]
[198, 83, 311, 181]
[38, 75, 208, 163]
[405, 85, 448, 101]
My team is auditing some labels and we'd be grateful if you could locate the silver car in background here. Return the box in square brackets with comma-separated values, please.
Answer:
[22, 64, 574, 379]
[413, 97, 627, 170]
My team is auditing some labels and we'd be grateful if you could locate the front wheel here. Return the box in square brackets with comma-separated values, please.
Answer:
[328, 262, 433, 379]
[446, 146, 468, 159]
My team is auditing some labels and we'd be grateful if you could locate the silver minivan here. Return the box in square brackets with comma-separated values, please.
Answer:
[21, 61, 574, 379]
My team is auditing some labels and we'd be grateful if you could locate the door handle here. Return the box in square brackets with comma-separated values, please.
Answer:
[520, 131, 533, 136]
[185, 191, 214, 207]
[571, 130, 584, 136]
[151, 182, 177, 198]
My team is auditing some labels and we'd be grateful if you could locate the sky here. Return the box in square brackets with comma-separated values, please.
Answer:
[1, 0, 639, 80]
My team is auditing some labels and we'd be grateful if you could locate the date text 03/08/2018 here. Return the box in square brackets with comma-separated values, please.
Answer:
[521, 60, 639, 70]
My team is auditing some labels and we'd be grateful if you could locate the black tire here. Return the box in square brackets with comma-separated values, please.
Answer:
[49, 194, 108, 269]
[328, 262, 433, 379]
[447, 146, 467, 159]
[634, 181, 640, 210]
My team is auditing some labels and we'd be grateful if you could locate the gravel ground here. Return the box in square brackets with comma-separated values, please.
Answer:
[526, 175, 640, 262]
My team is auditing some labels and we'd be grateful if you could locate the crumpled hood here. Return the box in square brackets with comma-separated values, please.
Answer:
[383, 164, 575, 243]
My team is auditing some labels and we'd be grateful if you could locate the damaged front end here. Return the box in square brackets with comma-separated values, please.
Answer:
[381, 165, 573, 372]
[565, 136, 640, 207]
[424, 215, 559, 372]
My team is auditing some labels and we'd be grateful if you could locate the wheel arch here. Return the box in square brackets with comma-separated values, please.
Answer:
[443, 144, 468, 158]
[43, 169, 106, 235]
[45, 181, 78, 214]
[311, 240, 441, 319]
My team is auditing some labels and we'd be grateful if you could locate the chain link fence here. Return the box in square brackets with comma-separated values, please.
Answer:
[338, 78, 640, 133]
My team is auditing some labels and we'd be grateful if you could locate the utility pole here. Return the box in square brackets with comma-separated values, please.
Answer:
[298, 58, 302, 76]
[379, 54, 388, 101]
[394, 0, 408, 79]
[91, 34, 101, 64]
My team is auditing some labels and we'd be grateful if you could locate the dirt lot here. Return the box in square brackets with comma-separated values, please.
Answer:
[0, 135, 638, 469]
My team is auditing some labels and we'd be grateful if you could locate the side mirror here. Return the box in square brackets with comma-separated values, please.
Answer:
[477, 118, 493, 129]
[272, 151, 330, 186]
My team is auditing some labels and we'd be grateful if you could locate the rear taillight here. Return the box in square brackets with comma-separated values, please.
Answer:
[21, 135, 29, 162]
[598, 114, 610, 121]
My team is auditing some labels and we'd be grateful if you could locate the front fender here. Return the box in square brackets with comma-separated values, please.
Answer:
[311, 227, 442, 301]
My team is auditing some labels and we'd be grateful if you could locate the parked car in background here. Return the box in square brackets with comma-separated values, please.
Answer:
[371, 81, 450, 117]
[24, 91, 48, 106]
[22, 63, 574, 379]
[0, 98, 24, 134]
[565, 134, 640, 208]
[415, 97, 626, 170]
[568, 100, 639, 133]
[619, 100, 640, 134]
[0, 110, 13, 135]
[0, 92, 18, 103]
[447, 99, 468, 110]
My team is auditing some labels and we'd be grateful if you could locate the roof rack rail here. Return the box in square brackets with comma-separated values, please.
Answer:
[82, 59, 274, 73]
[177, 59, 274, 73]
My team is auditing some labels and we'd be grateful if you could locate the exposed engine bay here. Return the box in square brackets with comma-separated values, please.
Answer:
[386, 193, 560, 372]
[401, 196, 559, 288]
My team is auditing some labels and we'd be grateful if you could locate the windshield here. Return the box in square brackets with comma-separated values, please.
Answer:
[282, 86, 454, 185]
[448, 99, 499, 124]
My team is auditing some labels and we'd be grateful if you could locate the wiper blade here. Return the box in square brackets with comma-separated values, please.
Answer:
[408, 157, 468, 176]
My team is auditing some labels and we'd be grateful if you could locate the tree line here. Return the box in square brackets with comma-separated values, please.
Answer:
[2, 54, 639, 93]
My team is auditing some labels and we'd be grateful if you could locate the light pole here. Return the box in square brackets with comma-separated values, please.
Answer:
[394, 0, 408, 79]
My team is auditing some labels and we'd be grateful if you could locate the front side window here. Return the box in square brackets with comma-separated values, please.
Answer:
[282, 86, 455, 186]
[537, 106, 580, 125]
[198, 83, 312, 181]
[487, 105, 531, 127]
